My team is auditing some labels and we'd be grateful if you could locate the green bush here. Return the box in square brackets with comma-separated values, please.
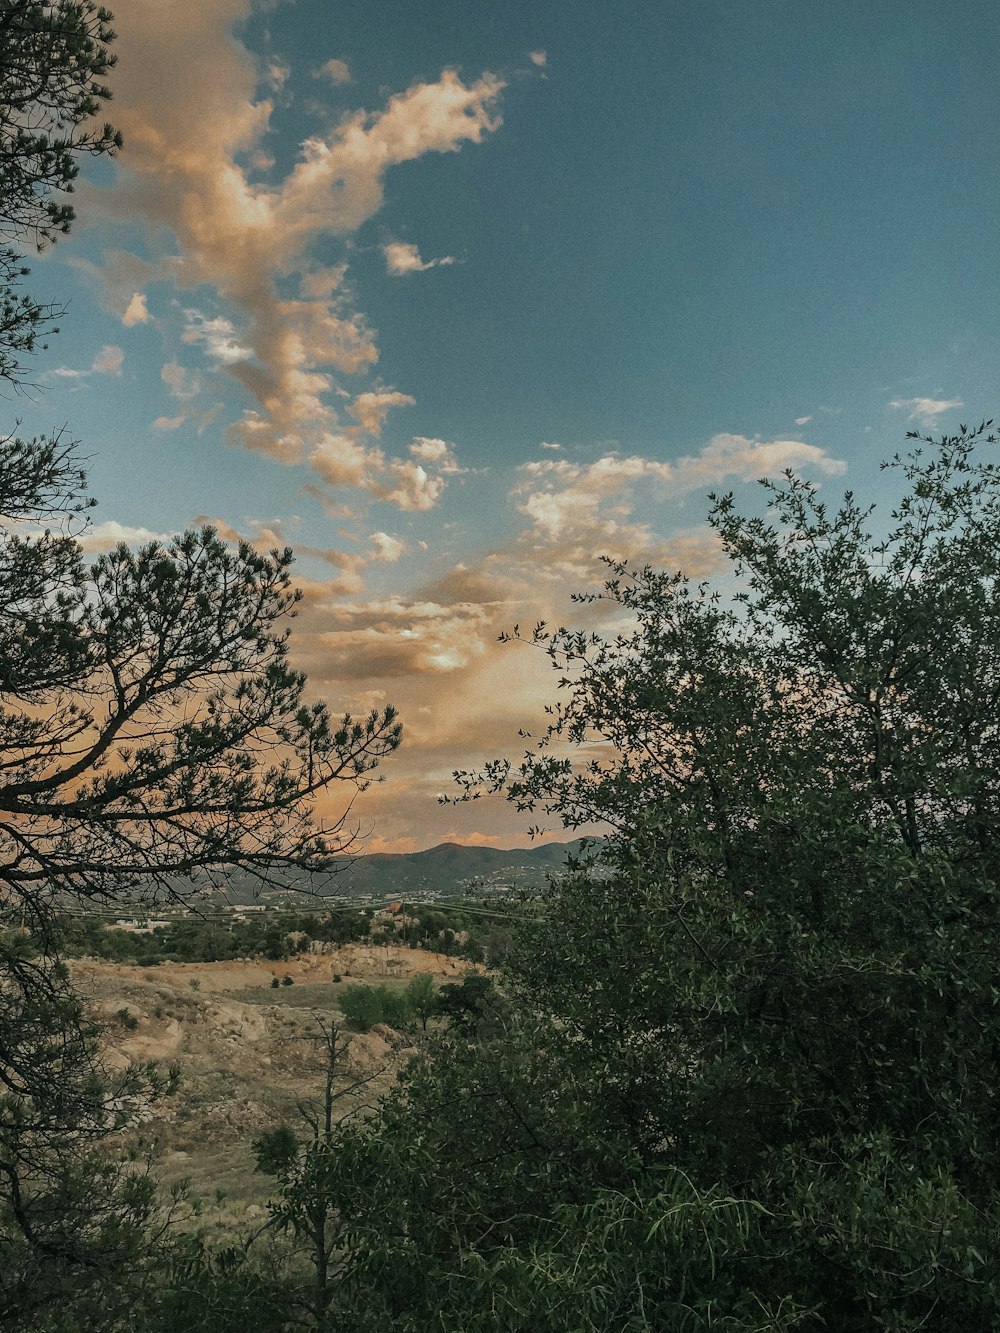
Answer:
[339, 983, 412, 1032]
[251, 1125, 299, 1177]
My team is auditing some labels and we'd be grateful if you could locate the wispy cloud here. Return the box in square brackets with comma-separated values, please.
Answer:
[383, 241, 456, 276]
[513, 433, 845, 566]
[90, 1, 505, 506]
[889, 396, 963, 427]
[51, 344, 124, 380]
[274, 428, 848, 847]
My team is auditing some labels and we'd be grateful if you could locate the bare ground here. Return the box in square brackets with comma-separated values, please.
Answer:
[68, 945, 474, 1239]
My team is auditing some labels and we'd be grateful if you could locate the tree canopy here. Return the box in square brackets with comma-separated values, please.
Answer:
[0, 1, 121, 382]
[0, 9, 402, 1324]
[291, 421, 1000, 1330]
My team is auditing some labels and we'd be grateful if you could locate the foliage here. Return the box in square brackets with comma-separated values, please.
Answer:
[402, 971, 437, 1030]
[56, 906, 379, 966]
[0, 932, 176, 1329]
[0, 426, 399, 1330]
[0, 1, 122, 383]
[252, 1125, 299, 1179]
[281, 422, 1000, 1329]
[337, 982, 411, 1032]
[0, 9, 401, 1326]
[436, 970, 500, 1035]
[2, 491, 401, 912]
[137, 1238, 295, 1333]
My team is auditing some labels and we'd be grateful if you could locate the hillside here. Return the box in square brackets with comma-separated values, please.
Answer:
[71, 945, 473, 1242]
[194, 837, 599, 907]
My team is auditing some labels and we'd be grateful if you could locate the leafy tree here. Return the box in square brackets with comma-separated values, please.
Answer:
[436, 970, 498, 1035]
[0, 446, 400, 1320]
[403, 971, 437, 1030]
[338, 983, 412, 1032]
[337, 984, 384, 1032]
[295, 422, 1000, 1329]
[139, 1238, 295, 1333]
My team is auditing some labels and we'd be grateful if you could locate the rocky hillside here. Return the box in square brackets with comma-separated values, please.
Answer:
[70, 946, 472, 1240]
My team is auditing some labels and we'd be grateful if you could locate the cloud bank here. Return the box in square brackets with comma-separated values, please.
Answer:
[91, 0, 503, 506]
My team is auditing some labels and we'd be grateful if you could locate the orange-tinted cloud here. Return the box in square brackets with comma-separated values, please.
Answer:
[89, 1, 504, 502]
[286, 430, 847, 848]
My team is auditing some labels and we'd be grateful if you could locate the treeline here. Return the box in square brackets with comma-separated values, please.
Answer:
[56, 902, 514, 967]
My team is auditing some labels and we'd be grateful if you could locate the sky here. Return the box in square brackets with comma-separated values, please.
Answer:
[13, 0, 1000, 850]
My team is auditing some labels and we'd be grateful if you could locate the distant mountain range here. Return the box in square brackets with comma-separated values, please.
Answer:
[207, 838, 600, 906]
[329, 838, 596, 899]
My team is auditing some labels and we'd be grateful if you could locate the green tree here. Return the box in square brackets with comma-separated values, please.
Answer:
[337, 984, 383, 1032]
[403, 972, 437, 1030]
[338, 983, 412, 1032]
[436, 971, 498, 1036]
[297, 422, 1000, 1329]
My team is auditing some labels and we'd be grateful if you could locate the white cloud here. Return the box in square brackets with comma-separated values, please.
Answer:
[88, 4, 505, 504]
[122, 291, 150, 326]
[528, 50, 547, 67]
[369, 531, 406, 563]
[78, 520, 172, 552]
[50, 344, 124, 380]
[540, 441, 562, 451]
[889, 396, 964, 427]
[181, 310, 252, 365]
[316, 58, 351, 85]
[383, 241, 456, 276]
[91, 344, 124, 376]
[794, 415, 812, 426]
[409, 437, 454, 464]
[513, 434, 846, 566]
[374, 459, 448, 511]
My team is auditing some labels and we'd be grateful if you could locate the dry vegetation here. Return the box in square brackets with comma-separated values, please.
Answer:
[69, 947, 473, 1239]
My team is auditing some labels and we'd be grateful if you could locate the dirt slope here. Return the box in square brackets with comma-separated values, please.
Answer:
[67, 946, 470, 1236]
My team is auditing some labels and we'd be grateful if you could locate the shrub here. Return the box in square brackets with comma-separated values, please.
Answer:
[338, 983, 412, 1031]
[251, 1125, 299, 1178]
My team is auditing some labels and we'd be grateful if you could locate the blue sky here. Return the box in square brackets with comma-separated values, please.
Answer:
[14, 0, 1000, 847]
